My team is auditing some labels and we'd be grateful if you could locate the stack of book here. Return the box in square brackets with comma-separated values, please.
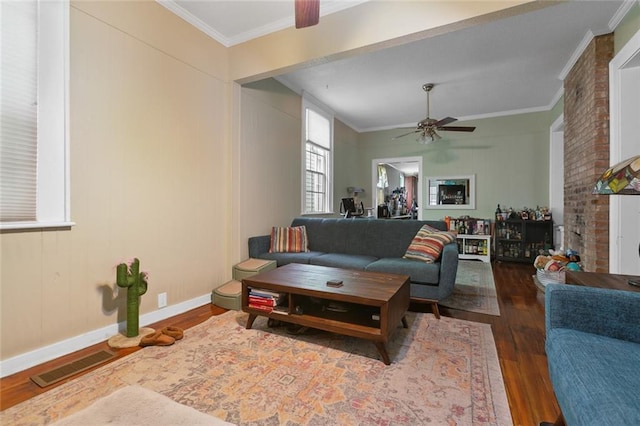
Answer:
[248, 288, 286, 313]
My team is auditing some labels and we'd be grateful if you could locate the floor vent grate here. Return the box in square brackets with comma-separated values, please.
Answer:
[30, 349, 116, 388]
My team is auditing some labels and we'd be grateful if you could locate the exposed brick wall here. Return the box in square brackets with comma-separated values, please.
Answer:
[563, 33, 614, 272]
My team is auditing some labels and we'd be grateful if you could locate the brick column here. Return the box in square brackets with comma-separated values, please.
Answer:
[563, 33, 613, 272]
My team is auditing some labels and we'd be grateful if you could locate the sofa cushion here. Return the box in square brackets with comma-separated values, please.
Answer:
[365, 257, 440, 284]
[269, 226, 309, 253]
[403, 226, 456, 263]
[291, 217, 448, 259]
[258, 251, 325, 266]
[546, 328, 640, 426]
[309, 253, 378, 270]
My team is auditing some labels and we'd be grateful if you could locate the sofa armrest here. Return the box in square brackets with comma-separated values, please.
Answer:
[437, 243, 459, 299]
[248, 235, 271, 259]
[545, 283, 640, 344]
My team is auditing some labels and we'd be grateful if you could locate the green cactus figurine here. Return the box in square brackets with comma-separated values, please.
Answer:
[116, 258, 149, 337]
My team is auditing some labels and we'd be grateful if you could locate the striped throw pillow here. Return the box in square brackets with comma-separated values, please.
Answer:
[269, 226, 310, 253]
[403, 225, 456, 263]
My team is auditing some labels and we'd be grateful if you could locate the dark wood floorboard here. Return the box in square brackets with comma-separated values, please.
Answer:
[0, 261, 560, 425]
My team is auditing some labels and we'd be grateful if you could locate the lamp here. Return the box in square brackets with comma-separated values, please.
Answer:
[592, 155, 640, 195]
[592, 154, 640, 288]
[417, 129, 441, 144]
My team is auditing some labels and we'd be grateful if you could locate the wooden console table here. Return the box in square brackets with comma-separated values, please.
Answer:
[565, 271, 640, 293]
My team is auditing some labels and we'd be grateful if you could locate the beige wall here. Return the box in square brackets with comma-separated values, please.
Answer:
[333, 120, 362, 212]
[236, 79, 361, 260]
[1, 1, 230, 360]
[2, 0, 623, 371]
[237, 79, 302, 257]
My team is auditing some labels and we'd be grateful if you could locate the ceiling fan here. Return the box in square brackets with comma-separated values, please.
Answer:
[295, 0, 320, 29]
[393, 83, 476, 143]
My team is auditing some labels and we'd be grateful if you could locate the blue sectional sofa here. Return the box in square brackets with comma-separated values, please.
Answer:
[248, 217, 459, 305]
[544, 284, 640, 425]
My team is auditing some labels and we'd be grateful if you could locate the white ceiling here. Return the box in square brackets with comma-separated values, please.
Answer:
[159, 0, 629, 132]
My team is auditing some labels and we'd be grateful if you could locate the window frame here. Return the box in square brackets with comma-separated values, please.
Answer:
[301, 94, 334, 215]
[0, 0, 72, 231]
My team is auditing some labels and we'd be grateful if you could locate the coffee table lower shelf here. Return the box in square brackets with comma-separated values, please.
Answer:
[244, 308, 407, 365]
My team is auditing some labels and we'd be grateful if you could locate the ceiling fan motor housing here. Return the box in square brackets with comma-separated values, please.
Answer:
[392, 83, 476, 142]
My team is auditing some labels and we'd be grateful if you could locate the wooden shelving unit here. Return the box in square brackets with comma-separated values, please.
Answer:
[495, 219, 553, 262]
[457, 234, 491, 263]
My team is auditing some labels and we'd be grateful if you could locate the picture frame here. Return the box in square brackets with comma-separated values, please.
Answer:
[426, 174, 476, 210]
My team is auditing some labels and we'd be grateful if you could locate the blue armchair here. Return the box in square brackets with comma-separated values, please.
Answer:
[544, 283, 640, 425]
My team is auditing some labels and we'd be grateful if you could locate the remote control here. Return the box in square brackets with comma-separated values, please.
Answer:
[327, 279, 343, 287]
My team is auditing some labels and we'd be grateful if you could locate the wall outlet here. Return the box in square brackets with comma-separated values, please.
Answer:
[158, 292, 168, 308]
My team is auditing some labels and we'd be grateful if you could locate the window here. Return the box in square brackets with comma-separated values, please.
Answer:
[302, 96, 333, 214]
[0, 0, 71, 230]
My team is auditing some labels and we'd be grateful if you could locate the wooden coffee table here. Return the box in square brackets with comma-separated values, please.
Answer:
[241, 263, 410, 365]
[565, 270, 640, 293]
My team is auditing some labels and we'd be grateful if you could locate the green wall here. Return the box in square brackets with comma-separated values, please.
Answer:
[350, 112, 552, 221]
[615, 2, 640, 55]
[549, 95, 564, 125]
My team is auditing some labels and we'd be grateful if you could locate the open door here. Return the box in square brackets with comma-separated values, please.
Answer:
[371, 157, 422, 219]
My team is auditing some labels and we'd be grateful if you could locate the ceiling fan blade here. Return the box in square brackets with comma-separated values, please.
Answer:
[295, 0, 320, 28]
[392, 130, 420, 140]
[438, 126, 476, 132]
[434, 117, 457, 127]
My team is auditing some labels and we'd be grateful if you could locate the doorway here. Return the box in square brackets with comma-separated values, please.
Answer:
[371, 156, 423, 220]
[549, 114, 564, 250]
[609, 29, 640, 275]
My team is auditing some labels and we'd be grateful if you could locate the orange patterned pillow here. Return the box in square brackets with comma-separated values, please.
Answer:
[403, 225, 456, 263]
[269, 226, 310, 253]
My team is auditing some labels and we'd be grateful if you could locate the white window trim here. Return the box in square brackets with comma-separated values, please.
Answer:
[1, 0, 73, 231]
[301, 93, 334, 215]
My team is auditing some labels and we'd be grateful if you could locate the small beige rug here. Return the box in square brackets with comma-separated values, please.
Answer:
[440, 260, 501, 316]
[51, 385, 233, 426]
[3, 310, 512, 425]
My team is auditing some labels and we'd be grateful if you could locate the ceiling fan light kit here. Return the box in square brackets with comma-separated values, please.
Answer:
[417, 129, 440, 144]
[394, 83, 476, 143]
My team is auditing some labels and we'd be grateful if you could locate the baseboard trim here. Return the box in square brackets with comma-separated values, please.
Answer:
[0, 293, 212, 378]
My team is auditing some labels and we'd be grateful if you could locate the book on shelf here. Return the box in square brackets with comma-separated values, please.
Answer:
[248, 295, 277, 307]
[249, 288, 283, 299]
[248, 303, 273, 313]
[247, 287, 288, 313]
[249, 288, 286, 303]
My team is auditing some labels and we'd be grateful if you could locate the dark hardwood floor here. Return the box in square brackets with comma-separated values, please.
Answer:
[0, 261, 559, 425]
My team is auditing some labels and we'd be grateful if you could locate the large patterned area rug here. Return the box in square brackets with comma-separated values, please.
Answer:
[3, 311, 512, 425]
[440, 260, 501, 316]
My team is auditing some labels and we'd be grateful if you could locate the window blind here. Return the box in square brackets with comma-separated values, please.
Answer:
[306, 109, 330, 149]
[1, 1, 39, 222]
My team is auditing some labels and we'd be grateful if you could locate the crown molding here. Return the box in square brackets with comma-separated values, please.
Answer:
[559, 30, 595, 81]
[156, 0, 230, 46]
[548, 86, 564, 111]
[157, 0, 369, 47]
[608, 0, 639, 31]
[558, 1, 638, 82]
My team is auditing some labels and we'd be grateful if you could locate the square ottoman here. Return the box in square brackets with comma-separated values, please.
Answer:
[232, 258, 277, 281]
